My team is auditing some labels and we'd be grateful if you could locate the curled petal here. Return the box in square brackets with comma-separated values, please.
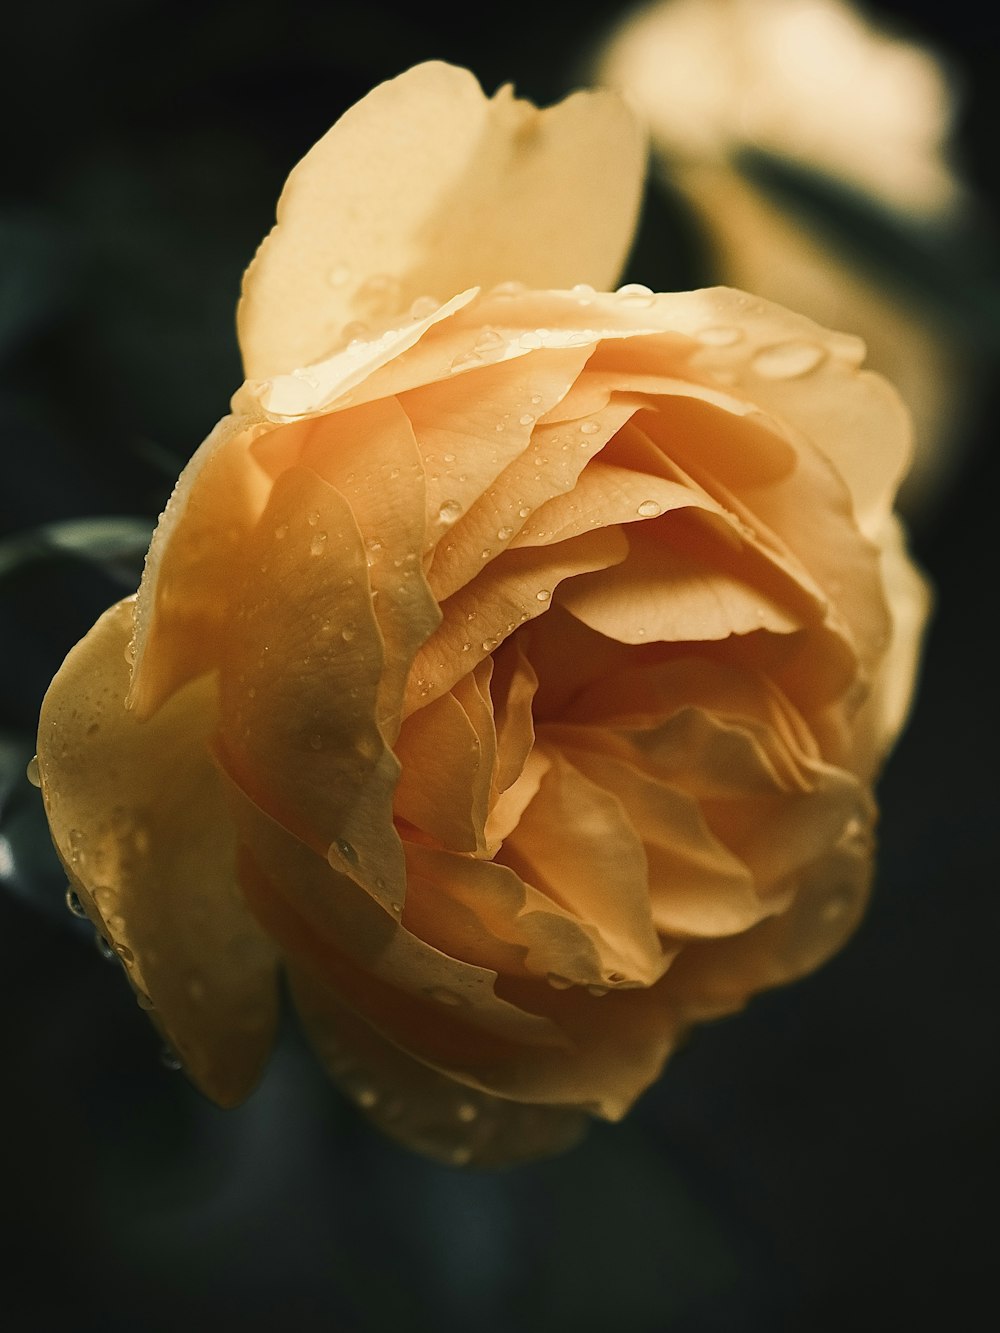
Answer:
[37, 599, 279, 1105]
[238, 62, 645, 379]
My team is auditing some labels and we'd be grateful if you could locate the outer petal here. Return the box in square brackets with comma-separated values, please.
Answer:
[289, 964, 587, 1168]
[238, 62, 645, 379]
[36, 599, 280, 1106]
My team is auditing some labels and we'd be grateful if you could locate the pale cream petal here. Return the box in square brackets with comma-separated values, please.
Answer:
[215, 463, 405, 915]
[36, 599, 279, 1106]
[289, 964, 587, 1167]
[128, 413, 271, 718]
[237, 62, 645, 379]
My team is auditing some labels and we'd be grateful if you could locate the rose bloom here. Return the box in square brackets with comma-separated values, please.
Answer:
[36, 63, 928, 1166]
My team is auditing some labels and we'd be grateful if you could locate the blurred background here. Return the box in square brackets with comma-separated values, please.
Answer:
[1, 1, 997, 1329]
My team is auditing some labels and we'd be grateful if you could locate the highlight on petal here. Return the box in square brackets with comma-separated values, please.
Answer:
[238, 61, 645, 379]
[36, 599, 280, 1106]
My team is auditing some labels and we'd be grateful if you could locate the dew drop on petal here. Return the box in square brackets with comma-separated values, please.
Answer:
[310, 532, 328, 556]
[615, 283, 655, 307]
[752, 340, 826, 379]
[410, 295, 439, 320]
[65, 888, 86, 918]
[426, 986, 464, 1006]
[579, 420, 600, 435]
[519, 413, 534, 427]
[535, 589, 551, 602]
[438, 499, 462, 526]
[696, 326, 743, 347]
[160, 1045, 183, 1072]
[637, 500, 662, 518]
[546, 972, 573, 989]
[25, 756, 40, 788]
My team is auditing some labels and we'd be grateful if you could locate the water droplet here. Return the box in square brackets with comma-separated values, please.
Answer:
[535, 588, 551, 602]
[307, 509, 320, 526]
[571, 282, 596, 304]
[546, 972, 573, 989]
[451, 350, 482, 373]
[637, 500, 662, 518]
[274, 523, 289, 540]
[291, 367, 319, 388]
[390, 900, 403, 915]
[481, 637, 499, 653]
[438, 499, 462, 526]
[696, 325, 743, 347]
[579, 420, 600, 435]
[529, 393, 543, 406]
[456, 1101, 479, 1123]
[96, 935, 117, 962]
[752, 340, 825, 379]
[475, 327, 504, 352]
[426, 986, 464, 1006]
[115, 942, 134, 964]
[309, 734, 323, 751]
[341, 625, 356, 643]
[136, 991, 155, 1011]
[497, 526, 514, 541]
[356, 273, 401, 314]
[310, 532, 328, 556]
[518, 506, 530, 518]
[518, 331, 542, 350]
[65, 888, 87, 918]
[25, 756, 40, 788]
[607, 971, 625, 985]
[123, 640, 136, 666]
[616, 282, 655, 307]
[327, 263, 351, 288]
[519, 413, 534, 427]
[335, 838, 359, 865]
[342, 319, 370, 345]
[586, 984, 609, 997]
[160, 1044, 183, 1072]
[480, 549, 491, 561]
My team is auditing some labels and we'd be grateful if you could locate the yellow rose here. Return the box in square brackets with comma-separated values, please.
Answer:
[35, 62, 928, 1167]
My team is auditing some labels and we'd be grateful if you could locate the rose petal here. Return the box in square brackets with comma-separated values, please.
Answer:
[289, 964, 587, 1168]
[238, 62, 645, 379]
[128, 414, 271, 718]
[405, 525, 629, 715]
[498, 748, 667, 986]
[37, 599, 279, 1106]
[215, 463, 405, 913]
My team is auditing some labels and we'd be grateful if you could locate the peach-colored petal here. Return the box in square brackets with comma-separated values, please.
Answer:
[661, 819, 875, 1019]
[561, 514, 803, 644]
[237, 62, 645, 379]
[405, 525, 630, 717]
[551, 739, 763, 938]
[393, 662, 496, 856]
[848, 514, 933, 780]
[425, 390, 640, 604]
[400, 347, 594, 562]
[499, 748, 667, 987]
[289, 964, 587, 1167]
[128, 413, 271, 718]
[215, 463, 405, 914]
[36, 599, 279, 1106]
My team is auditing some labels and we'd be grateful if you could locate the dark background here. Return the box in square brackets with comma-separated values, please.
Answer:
[1, 2, 997, 1330]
